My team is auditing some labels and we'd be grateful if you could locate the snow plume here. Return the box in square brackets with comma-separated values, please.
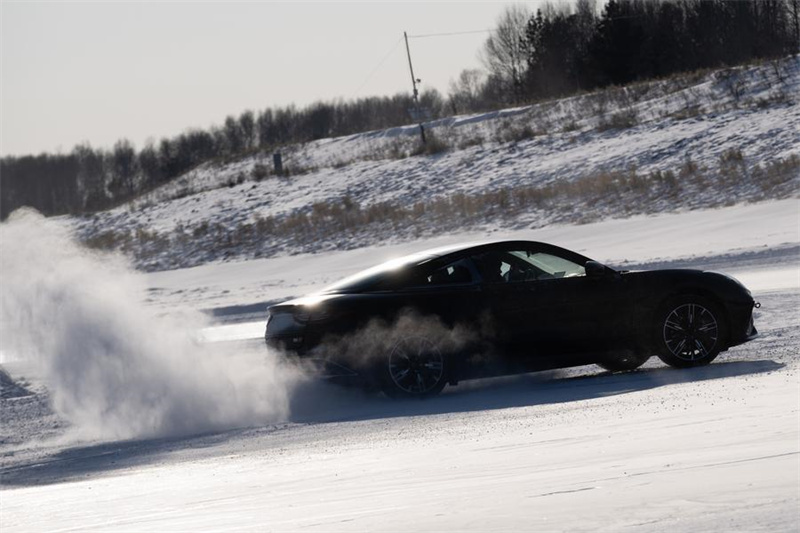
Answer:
[0, 209, 303, 440]
[311, 310, 485, 379]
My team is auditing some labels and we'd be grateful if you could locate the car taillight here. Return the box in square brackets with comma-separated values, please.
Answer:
[295, 308, 331, 323]
[266, 307, 332, 335]
[294, 311, 311, 323]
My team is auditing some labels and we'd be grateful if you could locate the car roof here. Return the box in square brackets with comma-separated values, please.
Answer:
[321, 240, 596, 294]
[414, 240, 580, 260]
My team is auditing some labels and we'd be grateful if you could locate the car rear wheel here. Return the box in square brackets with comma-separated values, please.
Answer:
[655, 295, 727, 368]
[381, 336, 447, 399]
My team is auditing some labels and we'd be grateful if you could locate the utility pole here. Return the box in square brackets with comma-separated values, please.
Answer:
[404, 31, 427, 145]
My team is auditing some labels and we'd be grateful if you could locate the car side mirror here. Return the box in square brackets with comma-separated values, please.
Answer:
[585, 260, 606, 279]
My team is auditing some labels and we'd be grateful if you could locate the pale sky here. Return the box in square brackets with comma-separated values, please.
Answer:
[1, 1, 566, 157]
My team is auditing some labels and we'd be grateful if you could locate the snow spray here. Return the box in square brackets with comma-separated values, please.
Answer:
[0, 209, 303, 440]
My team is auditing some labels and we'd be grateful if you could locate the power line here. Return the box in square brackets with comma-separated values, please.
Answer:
[407, 29, 493, 39]
[353, 36, 403, 96]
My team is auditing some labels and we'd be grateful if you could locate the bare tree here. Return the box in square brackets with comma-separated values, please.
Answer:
[575, 0, 597, 50]
[72, 143, 107, 210]
[223, 115, 244, 155]
[448, 69, 486, 114]
[481, 4, 532, 103]
[256, 109, 274, 147]
[139, 140, 163, 189]
[789, 0, 800, 53]
[239, 110, 256, 150]
[110, 139, 137, 198]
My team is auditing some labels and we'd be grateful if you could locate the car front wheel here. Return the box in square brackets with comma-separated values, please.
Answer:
[655, 295, 727, 368]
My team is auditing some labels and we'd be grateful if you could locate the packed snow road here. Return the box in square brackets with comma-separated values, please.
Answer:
[1, 201, 798, 532]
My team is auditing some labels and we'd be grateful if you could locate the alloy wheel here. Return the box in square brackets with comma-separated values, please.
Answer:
[663, 303, 719, 361]
[388, 338, 445, 395]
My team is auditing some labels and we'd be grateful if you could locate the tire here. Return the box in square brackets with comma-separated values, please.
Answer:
[597, 351, 650, 372]
[655, 295, 727, 368]
[380, 336, 447, 399]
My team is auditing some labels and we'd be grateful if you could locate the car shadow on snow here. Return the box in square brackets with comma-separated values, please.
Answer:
[0, 423, 293, 488]
[0, 358, 783, 488]
[287, 358, 785, 425]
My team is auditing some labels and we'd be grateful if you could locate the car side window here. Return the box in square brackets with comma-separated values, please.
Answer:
[425, 258, 474, 286]
[473, 250, 585, 283]
[511, 251, 585, 279]
[473, 252, 518, 283]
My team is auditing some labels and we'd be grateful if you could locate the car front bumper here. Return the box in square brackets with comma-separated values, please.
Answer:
[727, 301, 759, 348]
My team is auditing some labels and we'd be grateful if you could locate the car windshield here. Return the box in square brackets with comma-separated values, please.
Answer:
[323, 252, 437, 293]
[474, 249, 586, 283]
[509, 251, 586, 278]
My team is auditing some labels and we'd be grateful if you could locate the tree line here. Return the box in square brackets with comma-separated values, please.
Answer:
[0, 91, 445, 219]
[456, 0, 799, 108]
[2, 0, 798, 220]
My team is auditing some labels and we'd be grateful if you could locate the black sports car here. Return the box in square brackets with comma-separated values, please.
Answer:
[265, 241, 758, 398]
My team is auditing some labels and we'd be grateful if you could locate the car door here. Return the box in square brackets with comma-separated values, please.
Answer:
[400, 256, 484, 325]
[470, 248, 554, 365]
[527, 269, 632, 355]
[472, 245, 633, 367]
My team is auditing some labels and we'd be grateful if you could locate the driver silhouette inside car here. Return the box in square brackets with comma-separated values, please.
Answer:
[476, 253, 509, 283]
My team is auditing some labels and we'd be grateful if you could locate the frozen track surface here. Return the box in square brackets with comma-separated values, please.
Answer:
[2, 286, 798, 532]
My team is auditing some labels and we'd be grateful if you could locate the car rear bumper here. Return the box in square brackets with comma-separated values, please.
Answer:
[265, 334, 366, 384]
[265, 333, 307, 354]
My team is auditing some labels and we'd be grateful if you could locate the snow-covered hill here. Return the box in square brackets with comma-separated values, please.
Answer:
[68, 57, 799, 271]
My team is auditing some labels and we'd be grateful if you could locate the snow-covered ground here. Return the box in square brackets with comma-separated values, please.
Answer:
[2, 200, 798, 532]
